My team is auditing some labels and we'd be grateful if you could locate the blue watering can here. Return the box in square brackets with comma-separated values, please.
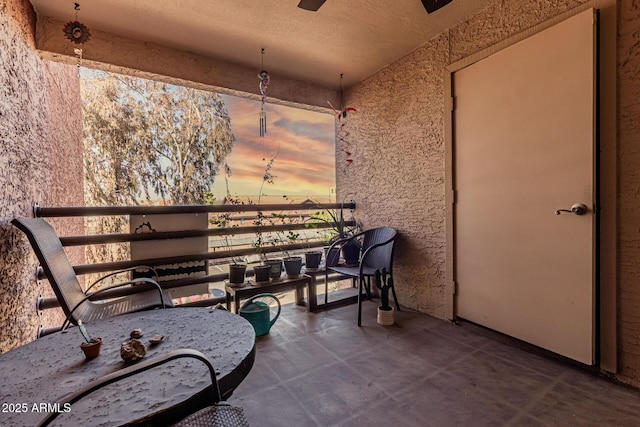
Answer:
[239, 293, 281, 336]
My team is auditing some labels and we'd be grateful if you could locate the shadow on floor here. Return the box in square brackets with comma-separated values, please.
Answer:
[229, 301, 640, 427]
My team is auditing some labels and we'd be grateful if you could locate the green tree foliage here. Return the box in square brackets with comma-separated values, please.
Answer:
[81, 71, 235, 206]
[80, 71, 235, 282]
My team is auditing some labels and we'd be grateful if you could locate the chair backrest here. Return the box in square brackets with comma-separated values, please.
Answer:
[12, 218, 86, 320]
[361, 227, 397, 271]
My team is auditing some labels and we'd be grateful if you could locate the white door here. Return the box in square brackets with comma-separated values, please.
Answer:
[454, 9, 596, 364]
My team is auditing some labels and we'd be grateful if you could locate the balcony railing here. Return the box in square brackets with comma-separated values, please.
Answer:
[34, 201, 356, 320]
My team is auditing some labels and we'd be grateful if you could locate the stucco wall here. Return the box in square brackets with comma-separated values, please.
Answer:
[341, 0, 591, 320]
[0, 0, 83, 353]
[339, 33, 451, 318]
[343, 0, 640, 388]
[336, 0, 640, 389]
[617, 0, 640, 388]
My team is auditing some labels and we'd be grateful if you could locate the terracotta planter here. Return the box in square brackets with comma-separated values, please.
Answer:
[80, 337, 102, 360]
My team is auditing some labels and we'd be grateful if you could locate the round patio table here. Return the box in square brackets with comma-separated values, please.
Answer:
[0, 307, 255, 427]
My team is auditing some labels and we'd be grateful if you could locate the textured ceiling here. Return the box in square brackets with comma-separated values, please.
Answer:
[29, 0, 493, 90]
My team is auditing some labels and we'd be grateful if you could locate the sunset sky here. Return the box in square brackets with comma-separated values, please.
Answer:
[81, 69, 336, 202]
[211, 95, 336, 201]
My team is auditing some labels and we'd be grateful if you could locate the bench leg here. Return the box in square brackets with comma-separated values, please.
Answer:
[307, 278, 317, 312]
[295, 286, 305, 306]
[226, 292, 233, 313]
[357, 278, 363, 326]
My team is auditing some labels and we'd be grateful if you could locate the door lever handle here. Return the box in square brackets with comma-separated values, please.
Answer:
[555, 203, 587, 216]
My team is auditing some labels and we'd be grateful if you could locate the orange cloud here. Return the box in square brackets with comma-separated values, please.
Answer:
[213, 95, 337, 199]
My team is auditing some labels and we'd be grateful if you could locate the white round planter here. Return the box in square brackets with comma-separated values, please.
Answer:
[377, 306, 395, 326]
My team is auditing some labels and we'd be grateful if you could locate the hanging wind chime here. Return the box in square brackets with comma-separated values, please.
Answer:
[258, 48, 270, 138]
[63, 3, 90, 76]
[328, 74, 356, 168]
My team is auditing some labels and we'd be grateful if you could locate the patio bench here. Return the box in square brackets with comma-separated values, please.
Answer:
[225, 274, 311, 313]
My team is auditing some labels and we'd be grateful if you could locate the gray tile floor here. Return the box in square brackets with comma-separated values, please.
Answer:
[229, 300, 640, 427]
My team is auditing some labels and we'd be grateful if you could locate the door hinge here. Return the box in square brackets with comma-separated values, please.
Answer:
[452, 281, 457, 295]
[450, 96, 455, 112]
[450, 190, 456, 204]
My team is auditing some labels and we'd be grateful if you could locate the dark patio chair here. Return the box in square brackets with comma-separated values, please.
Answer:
[37, 348, 250, 426]
[325, 226, 399, 326]
[12, 218, 171, 333]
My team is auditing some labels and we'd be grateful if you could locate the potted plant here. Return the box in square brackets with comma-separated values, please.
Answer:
[283, 228, 303, 276]
[375, 269, 395, 326]
[251, 215, 278, 281]
[252, 210, 283, 281]
[210, 211, 246, 285]
[252, 232, 271, 282]
[251, 159, 285, 280]
[78, 320, 102, 360]
[260, 210, 304, 278]
[275, 219, 302, 277]
[307, 199, 360, 266]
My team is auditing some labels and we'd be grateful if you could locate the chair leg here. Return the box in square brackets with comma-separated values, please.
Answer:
[363, 276, 372, 300]
[324, 272, 329, 305]
[357, 277, 363, 326]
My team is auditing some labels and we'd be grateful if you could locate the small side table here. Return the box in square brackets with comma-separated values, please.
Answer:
[225, 275, 312, 313]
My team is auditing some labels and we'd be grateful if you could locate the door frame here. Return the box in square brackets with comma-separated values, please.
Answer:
[443, 3, 616, 371]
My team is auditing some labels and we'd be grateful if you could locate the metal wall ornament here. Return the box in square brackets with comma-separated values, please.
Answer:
[63, 3, 91, 45]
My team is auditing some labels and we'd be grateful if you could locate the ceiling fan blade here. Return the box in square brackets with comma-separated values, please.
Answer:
[297, 0, 327, 12]
[420, 0, 453, 14]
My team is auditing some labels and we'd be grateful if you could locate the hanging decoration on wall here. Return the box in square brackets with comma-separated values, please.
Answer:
[258, 48, 270, 137]
[63, 3, 91, 45]
[328, 74, 356, 168]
